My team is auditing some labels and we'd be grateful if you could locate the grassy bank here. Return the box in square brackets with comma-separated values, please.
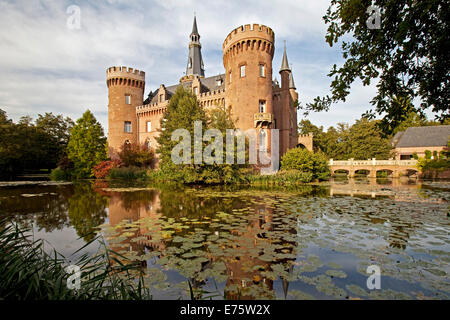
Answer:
[0, 220, 151, 300]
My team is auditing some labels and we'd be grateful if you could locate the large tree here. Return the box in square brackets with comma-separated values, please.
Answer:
[306, 0, 449, 129]
[67, 110, 107, 179]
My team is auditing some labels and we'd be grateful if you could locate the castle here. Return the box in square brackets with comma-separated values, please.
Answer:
[106, 17, 304, 167]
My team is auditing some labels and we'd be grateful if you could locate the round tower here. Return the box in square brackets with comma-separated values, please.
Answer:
[223, 24, 275, 157]
[106, 66, 145, 158]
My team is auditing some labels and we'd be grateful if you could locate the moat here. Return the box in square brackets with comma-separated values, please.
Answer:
[0, 178, 448, 300]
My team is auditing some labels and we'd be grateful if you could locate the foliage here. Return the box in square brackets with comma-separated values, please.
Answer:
[67, 110, 107, 179]
[92, 160, 123, 179]
[0, 220, 152, 300]
[108, 167, 147, 180]
[280, 148, 330, 181]
[298, 117, 392, 160]
[118, 142, 154, 168]
[0, 109, 74, 178]
[156, 87, 245, 185]
[35, 112, 74, 169]
[50, 167, 70, 181]
[305, 0, 449, 130]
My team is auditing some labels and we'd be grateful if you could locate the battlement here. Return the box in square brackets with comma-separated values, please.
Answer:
[299, 133, 313, 138]
[198, 88, 225, 98]
[106, 66, 145, 81]
[223, 24, 274, 49]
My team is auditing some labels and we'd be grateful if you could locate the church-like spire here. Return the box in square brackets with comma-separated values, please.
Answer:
[289, 70, 296, 89]
[279, 41, 291, 73]
[186, 15, 205, 77]
[191, 15, 199, 36]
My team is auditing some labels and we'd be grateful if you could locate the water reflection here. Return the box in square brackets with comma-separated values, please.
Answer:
[0, 178, 448, 299]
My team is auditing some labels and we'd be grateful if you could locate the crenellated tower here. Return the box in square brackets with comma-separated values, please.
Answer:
[106, 66, 145, 158]
[223, 24, 275, 156]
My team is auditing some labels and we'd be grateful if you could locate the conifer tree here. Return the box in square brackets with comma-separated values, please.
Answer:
[67, 110, 107, 179]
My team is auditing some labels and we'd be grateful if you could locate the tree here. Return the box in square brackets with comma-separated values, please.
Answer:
[346, 117, 392, 159]
[67, 110, 107, 179]
[306, 0, 449, 128]
[280, 148, 330, 180]
[118, 142, 154, 168]
[156, 86, 207, 172]
[35, 112, 74, 166]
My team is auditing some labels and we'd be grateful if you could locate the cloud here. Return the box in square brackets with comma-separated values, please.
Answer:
[0, 0, 390, 133]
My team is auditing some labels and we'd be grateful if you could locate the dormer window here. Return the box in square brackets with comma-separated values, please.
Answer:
[216, 78, 223, 86]
[193, 87, 199, 95]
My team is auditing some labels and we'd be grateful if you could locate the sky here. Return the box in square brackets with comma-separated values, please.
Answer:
[0, 0, 417, 134]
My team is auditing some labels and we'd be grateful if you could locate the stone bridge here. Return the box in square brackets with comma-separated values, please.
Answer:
[329, 158, 419, 178]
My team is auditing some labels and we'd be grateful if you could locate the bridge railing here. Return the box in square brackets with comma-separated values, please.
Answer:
[329, 158, 418, 166]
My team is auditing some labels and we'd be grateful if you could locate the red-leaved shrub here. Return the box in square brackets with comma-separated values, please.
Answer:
[92, 160, 122, 179]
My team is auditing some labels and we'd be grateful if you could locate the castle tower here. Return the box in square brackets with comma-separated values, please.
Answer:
[106, 66, 145, 158]
[223, 24, 275, 158]
[289, 70, 299, 149]
[186, 16, 205, 77]
[278, 43, 293, 155]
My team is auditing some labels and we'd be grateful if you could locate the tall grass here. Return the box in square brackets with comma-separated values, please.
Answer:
[0, 220, 151, 300]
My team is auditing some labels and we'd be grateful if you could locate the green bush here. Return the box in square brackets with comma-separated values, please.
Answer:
[108, 167, 147, 180]
[50, 167, 70, 181]
[280, 148, 330, 181]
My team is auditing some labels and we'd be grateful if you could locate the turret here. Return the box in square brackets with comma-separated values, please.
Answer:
[106, 66, 145, 158]
[223, 24, 275, 159]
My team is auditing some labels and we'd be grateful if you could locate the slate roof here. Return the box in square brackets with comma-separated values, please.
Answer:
[394, 125, 450, 148]
[143, 74, 226, 105]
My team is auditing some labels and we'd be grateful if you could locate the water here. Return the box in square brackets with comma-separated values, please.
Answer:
[0, 178, 449, 300]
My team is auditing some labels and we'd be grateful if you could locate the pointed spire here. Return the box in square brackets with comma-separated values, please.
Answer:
[186, 15, 205, 77]
[280, 41, 291, 73]
[289, 69, 296, 89]
[191, 15, 199, 35]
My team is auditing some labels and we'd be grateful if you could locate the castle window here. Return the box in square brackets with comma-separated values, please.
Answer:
[259, 100, 266, 113]
[160, 94, 164, 103]
[259, 64, 265, 77]
[125, 95, 131, 104]
[146, 121, 151, 132]
[240, 65, 246, 78]
[229, 71, 232, 84]
[193, 87, 198, 95]
[259, 129, 267, 152]
[124, 121, 132, 133]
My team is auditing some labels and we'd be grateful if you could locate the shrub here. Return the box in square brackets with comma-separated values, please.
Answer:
[280, 148, 330, 181]
[50, 167, 69, 181]
[118, 142, 154, 168]
[108, 167, 147, 180]
[92, 160, 122, 179]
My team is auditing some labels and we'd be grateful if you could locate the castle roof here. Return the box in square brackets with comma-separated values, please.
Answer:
[191, 16, 199, 35]
[289, 72, 296, 89]
[144, 74, 226, 105]
[393, 125, 450, 148]
[280, 43, 291, 73]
